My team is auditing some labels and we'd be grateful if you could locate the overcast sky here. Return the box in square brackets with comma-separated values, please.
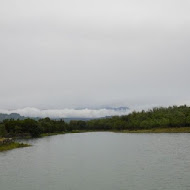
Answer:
[0, 0, 190, 117]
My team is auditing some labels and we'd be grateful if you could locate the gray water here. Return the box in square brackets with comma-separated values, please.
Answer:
[0, 132, 190, 190]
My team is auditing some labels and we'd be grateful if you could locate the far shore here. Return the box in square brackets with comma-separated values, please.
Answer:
[118, 127, 190, 133]
[41, 127, 190, 136]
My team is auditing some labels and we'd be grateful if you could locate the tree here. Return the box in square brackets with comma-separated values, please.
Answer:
[23, 119, 41, 137]
[0, 124, 7, 137]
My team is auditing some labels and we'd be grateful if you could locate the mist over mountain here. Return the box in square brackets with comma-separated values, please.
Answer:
[0, 107, 130, 121]
[104, 107, 129, 111]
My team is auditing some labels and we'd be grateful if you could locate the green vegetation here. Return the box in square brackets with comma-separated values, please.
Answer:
[120, 127, 190, 133]
[0, 142, 30, 152]
[0, 105, 190, 138]
[87, 105, 190, 131]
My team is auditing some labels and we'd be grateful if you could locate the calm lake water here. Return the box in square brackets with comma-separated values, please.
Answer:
[0, 132, 190, 190]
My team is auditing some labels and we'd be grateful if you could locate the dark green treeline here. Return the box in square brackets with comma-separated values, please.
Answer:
[1, 105, 190, 138]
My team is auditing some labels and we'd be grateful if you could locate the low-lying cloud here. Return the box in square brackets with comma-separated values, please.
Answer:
[0, 107, 130, 118]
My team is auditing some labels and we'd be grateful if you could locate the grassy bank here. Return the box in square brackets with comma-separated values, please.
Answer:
[0, 142, 30, 152]
[120, 127, 190, 133]
[41, 130, 103, 136]
[41, 127, 190, 136]
[41, 132, 66, 137]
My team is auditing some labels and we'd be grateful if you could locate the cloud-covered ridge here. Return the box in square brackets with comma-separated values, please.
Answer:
[0, 107, 130, 118]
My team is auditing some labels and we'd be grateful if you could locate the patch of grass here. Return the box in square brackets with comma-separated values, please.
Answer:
[70, 130, 89, 133]
[120, 127, 190, 133]
[41, 132, 65, 137]
[0, 142, 31, 152]
[41, 130, 96, 136]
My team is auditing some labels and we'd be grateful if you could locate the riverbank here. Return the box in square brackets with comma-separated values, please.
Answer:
[0, 141, 30, 152]
[120, 127, 190, 133]
[41, 130, 98, 137]
[41, 127, 190, 136]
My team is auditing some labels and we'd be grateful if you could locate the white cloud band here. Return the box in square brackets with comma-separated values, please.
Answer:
[0, 107, 130, 118]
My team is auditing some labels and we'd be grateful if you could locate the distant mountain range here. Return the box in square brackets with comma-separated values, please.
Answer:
[103, 107, 129, 111]
[0, 113, 106, 123]
[75, 106, 129, 111]
[0, 107, 130, 122]
[0, 113, 26, 121]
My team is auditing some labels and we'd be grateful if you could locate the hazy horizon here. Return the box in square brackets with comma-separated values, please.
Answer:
[1, 0, 190, 116]
[0, 104, 189, 118]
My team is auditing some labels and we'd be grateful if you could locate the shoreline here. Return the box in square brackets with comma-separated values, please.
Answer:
[119, 127, 190, 133]
[1, 127, 190, 152]
[41, 127, 190, 136]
